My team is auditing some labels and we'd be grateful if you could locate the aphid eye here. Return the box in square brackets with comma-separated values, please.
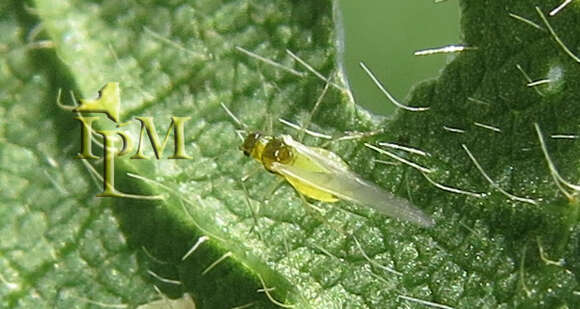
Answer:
[241, 131, 262, 156]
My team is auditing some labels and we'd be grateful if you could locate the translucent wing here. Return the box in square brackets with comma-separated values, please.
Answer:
[271, 161, 435, 228]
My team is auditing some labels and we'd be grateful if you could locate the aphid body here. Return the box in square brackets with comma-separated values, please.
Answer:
[240, 131, 435, 227]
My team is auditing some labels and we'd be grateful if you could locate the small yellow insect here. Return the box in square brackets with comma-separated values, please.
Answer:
[239, 131, 435, 227]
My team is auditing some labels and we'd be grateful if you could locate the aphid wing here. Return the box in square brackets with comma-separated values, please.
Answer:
[282, 135, 350, 173]
[272, 163, 435, 227]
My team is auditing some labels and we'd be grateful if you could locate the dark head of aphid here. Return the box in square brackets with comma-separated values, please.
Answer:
[240, 131, 262, 157]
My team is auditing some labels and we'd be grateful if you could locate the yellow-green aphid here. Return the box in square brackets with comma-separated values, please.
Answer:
[240, 131, 435, 227]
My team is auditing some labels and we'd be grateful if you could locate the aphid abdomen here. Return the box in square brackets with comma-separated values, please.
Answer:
[285, 175, 339, 202]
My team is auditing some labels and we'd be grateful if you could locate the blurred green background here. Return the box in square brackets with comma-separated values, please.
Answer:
[339, 1, 461, 115]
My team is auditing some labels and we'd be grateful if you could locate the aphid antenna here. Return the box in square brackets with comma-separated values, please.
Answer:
[397, 294, 455, 309]
[147, 269, 182, 286]
[413, 44, 477, 56]
[278, 118, 332, 140]
[201, 251, 233, 276]
[536, 236, 566, 267]
[508, 12, 545, 32]
[143, 26, 208, 60]
[360, 62, 430, 112]
[473, 121, 502, 133]
[256, 273, 295, 308]
[534, 123, 580, 200]
[422, 172, 485, 198]
[285, 49, 346, 92]
[352, 235, 402, 276]
[235, 46, 305, 77]
[220, 102, 248, 130]
[461, 144, 538, 205]
[536, 6, 580, 63]
[515, 64, 546, 97]
[296, 80, 331, 142]
[365, 143, 433, 174]
[550, 0, 573, 16]
[332, 129, 384, 143]
[182, 235, 210, 261]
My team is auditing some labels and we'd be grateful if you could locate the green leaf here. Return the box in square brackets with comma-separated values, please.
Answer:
[1, 0, 579, 308]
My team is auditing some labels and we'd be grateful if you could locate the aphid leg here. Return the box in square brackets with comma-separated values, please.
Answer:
[296, 192, 347, 235]
[241, 166, 262, 182]
[241, 181, 264, 240]
[201, 252, 233, 276]
[296, 191, 324, 214]
[263, 177, 286, 201]
[536, 236, 565, 267]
